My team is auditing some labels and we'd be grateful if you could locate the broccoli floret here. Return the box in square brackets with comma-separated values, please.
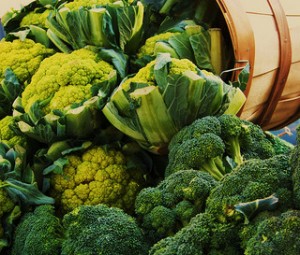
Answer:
[135, 170, 217, 243]
[166, 133, 226, 180]
[291, 125, 300, 209]
[11, 205, 63, 255]
[205, 155, 294, 224]
[265, 131, 295, 155]
[62, 204, 149, 255]
[240, 210, 300, 255]
[239, 119, 275, 160]
[149, 212, 243, 255]
[218, 114, 244, 166]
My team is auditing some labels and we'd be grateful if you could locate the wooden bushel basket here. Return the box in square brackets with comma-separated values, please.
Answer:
[216, 0, 300, 130]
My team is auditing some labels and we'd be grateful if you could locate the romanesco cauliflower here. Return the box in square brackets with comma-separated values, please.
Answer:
[49, 145, 145, 214]
[21, 48, 117, 114]
[0, 39, 54, 84]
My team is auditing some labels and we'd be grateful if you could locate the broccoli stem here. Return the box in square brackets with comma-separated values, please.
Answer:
[200, 158, 224, 181]
[227, 138, 243, 166]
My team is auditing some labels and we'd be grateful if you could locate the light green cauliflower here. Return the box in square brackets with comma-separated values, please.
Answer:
[0, 39, 55, 84]
[21, 48, 117, 114]
[49, 145, 146, 214]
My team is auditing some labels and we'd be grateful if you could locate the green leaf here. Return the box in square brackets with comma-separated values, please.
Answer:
[4, 178, 55, 205]
[229, 63, 250, 91]
[234, 194, 279, 224]
[0, 68, 21, 118]
[99, 48, 129, 79]
[43, 157, 69, 175]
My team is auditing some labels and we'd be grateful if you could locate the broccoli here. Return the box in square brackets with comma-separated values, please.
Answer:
[240, 210, 300, 255]
[239, 119, 275, 160]
[205, 155, 294, 224]
[265, 130, 295, 155]
[11, 204, 149, 255]
[11, 205, 63, 255]
[166, 115, 280, 180]
[218, 114, 244, 166]
[291, 125, 300, 209]
[165, 116, 227, 180]
[135, 169, 217, 243]
[61, 204, 149, 255]
[149, 211, 243, 255]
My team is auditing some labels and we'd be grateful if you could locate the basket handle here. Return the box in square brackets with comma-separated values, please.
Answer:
[258, 0, 292, 127]
[215, 0, 255, 114]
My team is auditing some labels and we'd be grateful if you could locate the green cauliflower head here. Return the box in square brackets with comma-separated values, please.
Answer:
[0, 39, 54, 84]
[49, 145, 145, 214]
[21, 48, 117, 114]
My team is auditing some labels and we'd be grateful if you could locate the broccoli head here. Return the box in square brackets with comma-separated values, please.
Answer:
[239, 119, 275, 160]
[205, 155, 294, 224]
[61, 204, 149, 255]
[166, 115, 280, 181]
[165, 116, 227, 179]
[135, 169, 217, 243]
[11, 205, 63, 255]
[240, 210, 300, 255]
[149, 211, 243, 255]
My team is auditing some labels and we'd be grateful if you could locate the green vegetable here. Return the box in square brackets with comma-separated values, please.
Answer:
[166, 115, 277, 179]
[0, 142, 54, 251]
[46, 0, 145, 54]
[11, 205, 63, 255]
[240, 210, 300, 255]
[103, 54, 246, 154]
[11, 204, 149, 255]
[0, 116, 27, 148]
[0, 38, 54, 85]
[13, 48, 117, 144]
[62, 204, 149, 255]
[291, 125, 300, 209]
[205, 155, 293, 223]
[0, 69, 22, 119]
[135, 169, 217, 243]
[149, 211, 243, 255]
[46, 143, 147, 214]
[136, 23, 214, 72]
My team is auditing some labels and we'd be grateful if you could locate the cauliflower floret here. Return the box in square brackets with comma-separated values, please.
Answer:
[137, 32, 180, 58]
[0, 39, 54, 84]
[49, 145, 144, 214]
[0, 116, 27, 147]
[21, 48, 116, 114]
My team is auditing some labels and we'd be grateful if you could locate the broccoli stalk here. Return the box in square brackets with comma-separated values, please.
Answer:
[218, 114, 244, 166]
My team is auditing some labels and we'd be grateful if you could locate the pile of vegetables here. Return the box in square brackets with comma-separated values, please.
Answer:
[0, 0, 299, 254]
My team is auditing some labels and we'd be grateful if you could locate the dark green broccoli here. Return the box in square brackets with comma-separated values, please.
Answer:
[149, 212, 243, 255]
[240, 210, 300, 255]
[166, 115, 278, 181]
[239, 119, 275, 160]
[166, 133, 226, 180]
[11, 205, 63, 255]
[11, 204, 149, 255]
[205, 155, 294, 224]
[218, 114, 244, 166]
[61, 204, 149, 255]
[291, 125, 300, 209]
[135, 169, 217, 243]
